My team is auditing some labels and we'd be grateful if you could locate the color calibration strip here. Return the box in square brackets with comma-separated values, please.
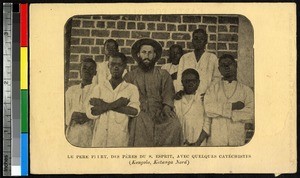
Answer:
[20, 3, 29, 176]
[3, 3, 13, 176]
[2, 3, 28, 176]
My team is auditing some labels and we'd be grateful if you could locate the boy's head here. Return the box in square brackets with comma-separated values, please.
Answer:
[181, 68, 200, 94]
[218, 54, 237, 79]
[108, 52, 127, 79]
[192, 28, 208, 50]
[104, 39, 119, 56]
[80, 58, 97, 84]
[168, 44, 183, 65]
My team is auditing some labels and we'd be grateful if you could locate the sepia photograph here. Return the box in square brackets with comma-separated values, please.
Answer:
[64, 14, 254, 148]
[30, 3, 296, 174]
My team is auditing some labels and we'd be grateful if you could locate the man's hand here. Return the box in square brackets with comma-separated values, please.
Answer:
[71, 112, 89, 125]
[162, 105, 176, 118]
[232, 101, 245, 110]
[112, 97, 130, 108]
[184, 141, 197, 146]
[174, 90, 185, 100]
[91, 106, 107, 116]
[90, 98, 106, 106]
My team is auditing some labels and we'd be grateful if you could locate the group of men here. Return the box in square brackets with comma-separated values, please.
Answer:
[65, 28, 254, 148]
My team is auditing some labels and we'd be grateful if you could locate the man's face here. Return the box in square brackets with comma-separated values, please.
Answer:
[169, 47, 183, 65]
[108, 56, 126, 79]
[192, 31, 207, 50]
[182, 73, 199, 94]
[137, 45, 156, 67]
[218, 58, 237, 78]
[104, 41, 118, 56]
[80, 62, 97, 83]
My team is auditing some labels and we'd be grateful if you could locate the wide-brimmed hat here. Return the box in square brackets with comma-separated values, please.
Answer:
[131, 38, 162, 62]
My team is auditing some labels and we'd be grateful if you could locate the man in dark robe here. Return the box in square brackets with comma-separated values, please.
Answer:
[125, 38, 183, 147]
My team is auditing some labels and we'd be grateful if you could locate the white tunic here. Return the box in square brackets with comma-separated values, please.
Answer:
[204, 80, 254, 146]
[86, 80, 140, 147]
[161, 63, 180, 92]
[174, 92, 210, 145]
[176, 51, 221, 94]
[65, 83, 96, 147]
[161, 63, 178, 75]
[65, 83, 95, 126]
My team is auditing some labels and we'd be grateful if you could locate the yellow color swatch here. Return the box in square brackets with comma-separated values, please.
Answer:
[21, 47, 28, 89]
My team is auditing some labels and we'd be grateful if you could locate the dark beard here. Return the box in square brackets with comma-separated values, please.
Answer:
[137, 59, 156, 72]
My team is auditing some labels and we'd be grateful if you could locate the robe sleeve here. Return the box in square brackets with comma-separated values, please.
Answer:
[65, 88, 73, 126]
[127, 85, 141, 117]
[85, 85, 101, 120]
[161, 70, 175, 108]
[175, 55, 185, 92]
[210, 54, 222, 88]
[231, 86, 254, 122]
[202, 115, 212, 135]
[204, 83, 232, 118]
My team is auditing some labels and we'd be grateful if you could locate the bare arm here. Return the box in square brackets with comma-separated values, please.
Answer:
[195, 130, 209, 146]
[89, 85, 140, 117]
[90, 98, 129, 116]
[112, 106, 138, 117]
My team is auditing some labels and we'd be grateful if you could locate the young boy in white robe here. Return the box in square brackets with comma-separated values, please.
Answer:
[65, 58, 97, 147]
[204, 54, 254, 146]
[86, 52, 140, 147]
[174, 68, 211, 146]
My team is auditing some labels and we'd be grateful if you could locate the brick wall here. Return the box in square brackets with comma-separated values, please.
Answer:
[66, 14, 240, 87]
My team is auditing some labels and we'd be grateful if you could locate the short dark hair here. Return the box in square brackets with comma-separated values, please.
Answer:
[219, 54, 236, 64]
[104, 39, 119, 48]
[109, 52, 128, 64]
[82, 58, 96, 68]
[192, 28, 207, 38]
[169, 44, 183, 53]
[182, 68, 200, 80]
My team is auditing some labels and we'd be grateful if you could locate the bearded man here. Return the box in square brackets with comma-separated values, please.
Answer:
[124, 39, 183, 147]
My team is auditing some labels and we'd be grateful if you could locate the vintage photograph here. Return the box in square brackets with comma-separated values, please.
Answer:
[29, 3, 296, 174]
[64, 14, 255, 148]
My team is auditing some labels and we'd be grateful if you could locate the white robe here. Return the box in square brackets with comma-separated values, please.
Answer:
[161, 63, 180, 92]
[65, 83, 96, 147]
[176, 51, 221, 94]
[86, 80, 140, 147]
[161, 63, 178, 75]
[94, 61, 127, 84]
[204, 80, 254, 146]
[174, 93, 210, 146]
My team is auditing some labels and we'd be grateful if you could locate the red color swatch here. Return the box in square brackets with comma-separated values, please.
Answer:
[20, 4, 28, 47]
